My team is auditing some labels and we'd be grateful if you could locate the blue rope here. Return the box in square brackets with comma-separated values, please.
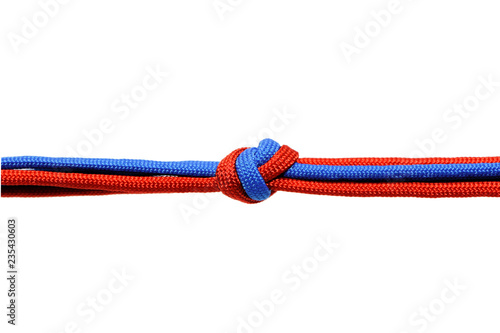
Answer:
[3, 152, 500, 185]
[3, 139, 499, 201]
[1, 156, 218, 177]
[284, 162, 500, 182]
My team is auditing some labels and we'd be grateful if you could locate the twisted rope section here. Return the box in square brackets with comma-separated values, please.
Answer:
[216, 139, 298, 203]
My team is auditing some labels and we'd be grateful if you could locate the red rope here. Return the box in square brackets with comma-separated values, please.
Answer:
[3, 169, 500, 198]
[298, 156, 500, 165]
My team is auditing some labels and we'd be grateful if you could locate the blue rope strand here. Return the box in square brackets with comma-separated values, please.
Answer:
[1, 156, 218, 177]
[284, 162, 500, 182]
[3, 156, 500, 182]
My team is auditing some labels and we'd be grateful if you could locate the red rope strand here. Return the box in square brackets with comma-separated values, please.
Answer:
[3, 169, 499, 198]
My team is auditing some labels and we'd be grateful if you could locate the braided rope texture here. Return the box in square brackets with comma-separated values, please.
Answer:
[2, 139, 500, 202]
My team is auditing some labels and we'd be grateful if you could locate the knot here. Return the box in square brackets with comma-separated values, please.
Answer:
[216, 139, 299, 203]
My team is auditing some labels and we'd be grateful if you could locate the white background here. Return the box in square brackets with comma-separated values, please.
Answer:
[1, 0, 500, 332]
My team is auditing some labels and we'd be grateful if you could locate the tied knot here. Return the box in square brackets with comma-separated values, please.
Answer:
[216, 139, 299, 203]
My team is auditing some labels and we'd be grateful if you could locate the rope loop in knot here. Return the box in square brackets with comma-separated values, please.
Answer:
[216, 139, 299, 203]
